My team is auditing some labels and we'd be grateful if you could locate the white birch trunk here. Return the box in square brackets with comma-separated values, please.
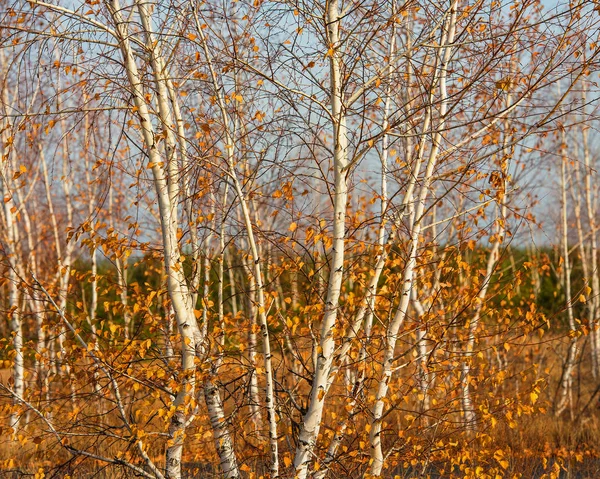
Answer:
[368, 3, 457, 473]
[1, 159, 24, 433]
[107, 3, 199, 476]
[313, 15, 396, 474]
[227, 250, 239, 318]
[0, 61, 24, 430]
[555, 129, 578, 417]
[242, 252, 264, 431]
[82, 124, 102, 396]
[116, 257, 130, 339]
[581, 88, 600, 378]
[194, 12, 278, 474]
[198, 185, 240, 479]
[39, 145, 64, 380]
[412, 287, 431, 417]
[14, 178, 45, 395]
[292, 3, 349, 476]
[216, 184, 229, 367]
[460, 226, 502, 429]
[203, 380, 240, 478]
[57, 77, 76, 403]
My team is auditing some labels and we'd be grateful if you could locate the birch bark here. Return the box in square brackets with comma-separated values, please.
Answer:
[0, 133, 24, 433]
[555, 128, 578, 417]
[106, 2, 199, 476]
[368, 3, 457, 473]
[580, 88, 600, 378]
[312, 13, 396, 474]
[0, 51, 25, 431]
[292, 2, 349, 476]
[193, 10, 279, 474]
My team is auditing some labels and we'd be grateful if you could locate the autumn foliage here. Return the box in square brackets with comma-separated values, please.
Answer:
[1, 0, 600, 478]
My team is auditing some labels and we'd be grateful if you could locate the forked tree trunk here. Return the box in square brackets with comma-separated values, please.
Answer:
[313, 11, 396, 474]
[194, 10, 278, 475]
[107, 2, 200, 476]
[292, 2, 349, 476]
[367, 3, 457, 474]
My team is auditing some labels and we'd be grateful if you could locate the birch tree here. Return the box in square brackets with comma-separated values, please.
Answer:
[1, 0, 600, 477]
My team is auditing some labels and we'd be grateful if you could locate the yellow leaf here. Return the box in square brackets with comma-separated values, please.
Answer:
[289, 222, 297, 232]
[495, 77, 515, 91]
[530, 390, 538, 404]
